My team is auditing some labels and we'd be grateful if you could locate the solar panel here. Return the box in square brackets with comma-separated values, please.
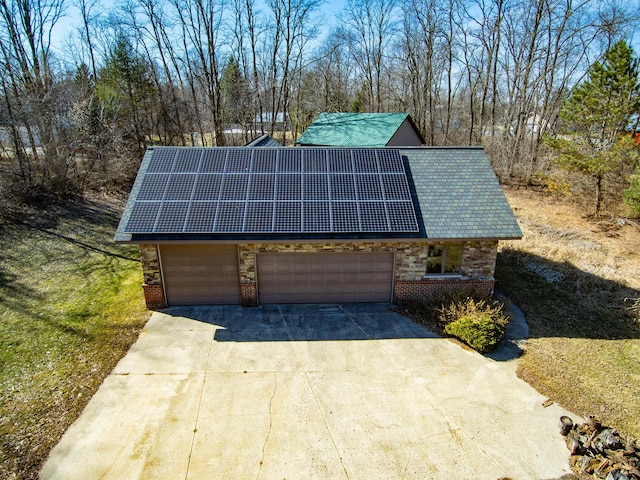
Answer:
[164, 174, 196, 200]
[304, 149, 327, 172]
[201, 149, 227, 172]
[249, 174, 275, 200]
[126, 201, 161, 232]
[387, 201, 419, 231]
[215, 202, 245, 232]
[275, 202, 301, 231]
[226, 149, 251, 172]
[193, 174, 222, 200]
[303, 202, 330, 232]
[382, 174, 412, 200]
[278, 149, 302, 172]
[138, 174, 169, 200]
[356, 174, 383, 200]
[330, 174, 356, 200]
[332, 202, 359, 231]
[124, 147, 419, 234]
[174, 149, 202, 172]
[155, 201, 189, 232]
[276, 174, 302, 200]
[220, 174, 248, 200]
[245, 202, 274, 232]
[354, 149, 378, 173]
[377, 149, 405, 173]
[184, 201, 217, 232]
[253, 150, 277, 172]
[328, 149, 353, 173]
[360, 202, 388, 231]
[146, 148, 176, 173]
[304, 174, 329, 200]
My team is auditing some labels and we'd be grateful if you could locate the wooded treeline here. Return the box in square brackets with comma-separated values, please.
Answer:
[0, 0, 638, 200]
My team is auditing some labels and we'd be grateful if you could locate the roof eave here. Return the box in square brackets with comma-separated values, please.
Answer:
[115, 234, 522, 245]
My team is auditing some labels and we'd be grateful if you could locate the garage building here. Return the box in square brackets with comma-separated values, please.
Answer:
[115, 146, 521, 308]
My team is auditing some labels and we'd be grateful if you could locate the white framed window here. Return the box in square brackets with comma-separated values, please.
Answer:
[426, 244, 463, 275]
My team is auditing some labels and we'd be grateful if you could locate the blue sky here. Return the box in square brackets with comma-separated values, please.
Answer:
[52, 0, 347, 56]
[50, 0, 639, 64]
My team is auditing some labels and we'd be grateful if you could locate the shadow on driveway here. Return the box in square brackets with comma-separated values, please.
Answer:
[161, 303, 437, 342]
[41, 302, 576, 480]
[160, 302, 527, 363]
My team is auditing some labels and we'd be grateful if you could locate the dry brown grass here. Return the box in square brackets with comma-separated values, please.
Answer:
[497, 187, 640, 438]
[503, 187, 640, 291]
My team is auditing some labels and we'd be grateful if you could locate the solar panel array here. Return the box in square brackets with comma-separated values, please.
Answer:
[124, 147, 419, 234]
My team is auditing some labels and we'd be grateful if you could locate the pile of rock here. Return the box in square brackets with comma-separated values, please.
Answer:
[559, 416, 640, 479]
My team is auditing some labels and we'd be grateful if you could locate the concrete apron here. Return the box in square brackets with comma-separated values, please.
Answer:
[41, 303, 576, 480]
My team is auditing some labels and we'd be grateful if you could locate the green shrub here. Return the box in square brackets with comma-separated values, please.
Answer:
[398, 292, 510, 353]
[623, 168, 640, 218]
[442, 297, 510, 353]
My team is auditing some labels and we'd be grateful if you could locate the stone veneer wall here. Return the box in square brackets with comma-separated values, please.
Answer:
[138, 240, 499, 308]
[237, 240, 498, 305]
[460, 241, 498, 278]
[237, 240, 497, 282]
[139, 244, 166, 309]
[393, 240, 498, 304]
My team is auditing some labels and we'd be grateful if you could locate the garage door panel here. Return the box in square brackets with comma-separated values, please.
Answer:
[257, 252, 393, 304]
[160, 244, 241, 305]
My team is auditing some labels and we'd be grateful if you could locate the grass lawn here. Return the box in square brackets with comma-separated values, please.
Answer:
[0, 197, 148, 480]
[497, 188, 640, 438]
[1, 186, 638, 478]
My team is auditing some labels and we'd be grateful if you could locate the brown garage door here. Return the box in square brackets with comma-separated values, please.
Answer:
[160, 244, 241, 305]
[257, 252, 394, 304]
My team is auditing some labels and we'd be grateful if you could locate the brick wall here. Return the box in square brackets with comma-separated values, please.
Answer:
[394, 279, 496, 305]
[138, 240, 500, 307]
[237, 240, 498, 283]
[139, 244, 166, 309]
[142, 284, 166, 309]
[240, 282, 258, 307]
[238, 242, 401, 282]
[393, 240, 498, 303]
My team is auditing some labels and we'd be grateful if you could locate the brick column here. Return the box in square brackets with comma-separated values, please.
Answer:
[139, 245, 166, 309]
[240, 282, 258, 307]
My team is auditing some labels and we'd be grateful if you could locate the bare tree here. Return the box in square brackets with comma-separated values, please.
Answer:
[170, 0, 225, 145]
[0, 0, 71, 195]
[342, 0, 398, 112]
[74, 0, 100, 78]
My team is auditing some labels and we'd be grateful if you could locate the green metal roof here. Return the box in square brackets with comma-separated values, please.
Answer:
[297, 113, 418, 147]
[403, 147, 522, 239]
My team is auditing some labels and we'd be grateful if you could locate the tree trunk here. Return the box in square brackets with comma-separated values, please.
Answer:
[595, 174, 603, 216]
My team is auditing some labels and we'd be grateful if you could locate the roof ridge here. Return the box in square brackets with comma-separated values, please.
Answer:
[146, 145, 486, 151]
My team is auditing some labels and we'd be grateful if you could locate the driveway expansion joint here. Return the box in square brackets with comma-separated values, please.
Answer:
[40, 304, 577, 480]
[256, 372, 277, 479]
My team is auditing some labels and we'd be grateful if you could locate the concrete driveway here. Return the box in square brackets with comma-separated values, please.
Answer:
[41, 303, 575, 479]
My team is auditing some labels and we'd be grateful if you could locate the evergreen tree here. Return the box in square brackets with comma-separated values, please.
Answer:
[562, 41, 640, 145]
[551, 41, 640, 215]
[624, 160, 640, 217]
[96, 35, 157, 154]
[350, 83, 369, 112]
[220, 56, 250, 126]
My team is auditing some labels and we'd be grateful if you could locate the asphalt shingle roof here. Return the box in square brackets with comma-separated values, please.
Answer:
[402, 147, 522, 239]
[296, 113, 417, 147]
[114, 146, 522, 242]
